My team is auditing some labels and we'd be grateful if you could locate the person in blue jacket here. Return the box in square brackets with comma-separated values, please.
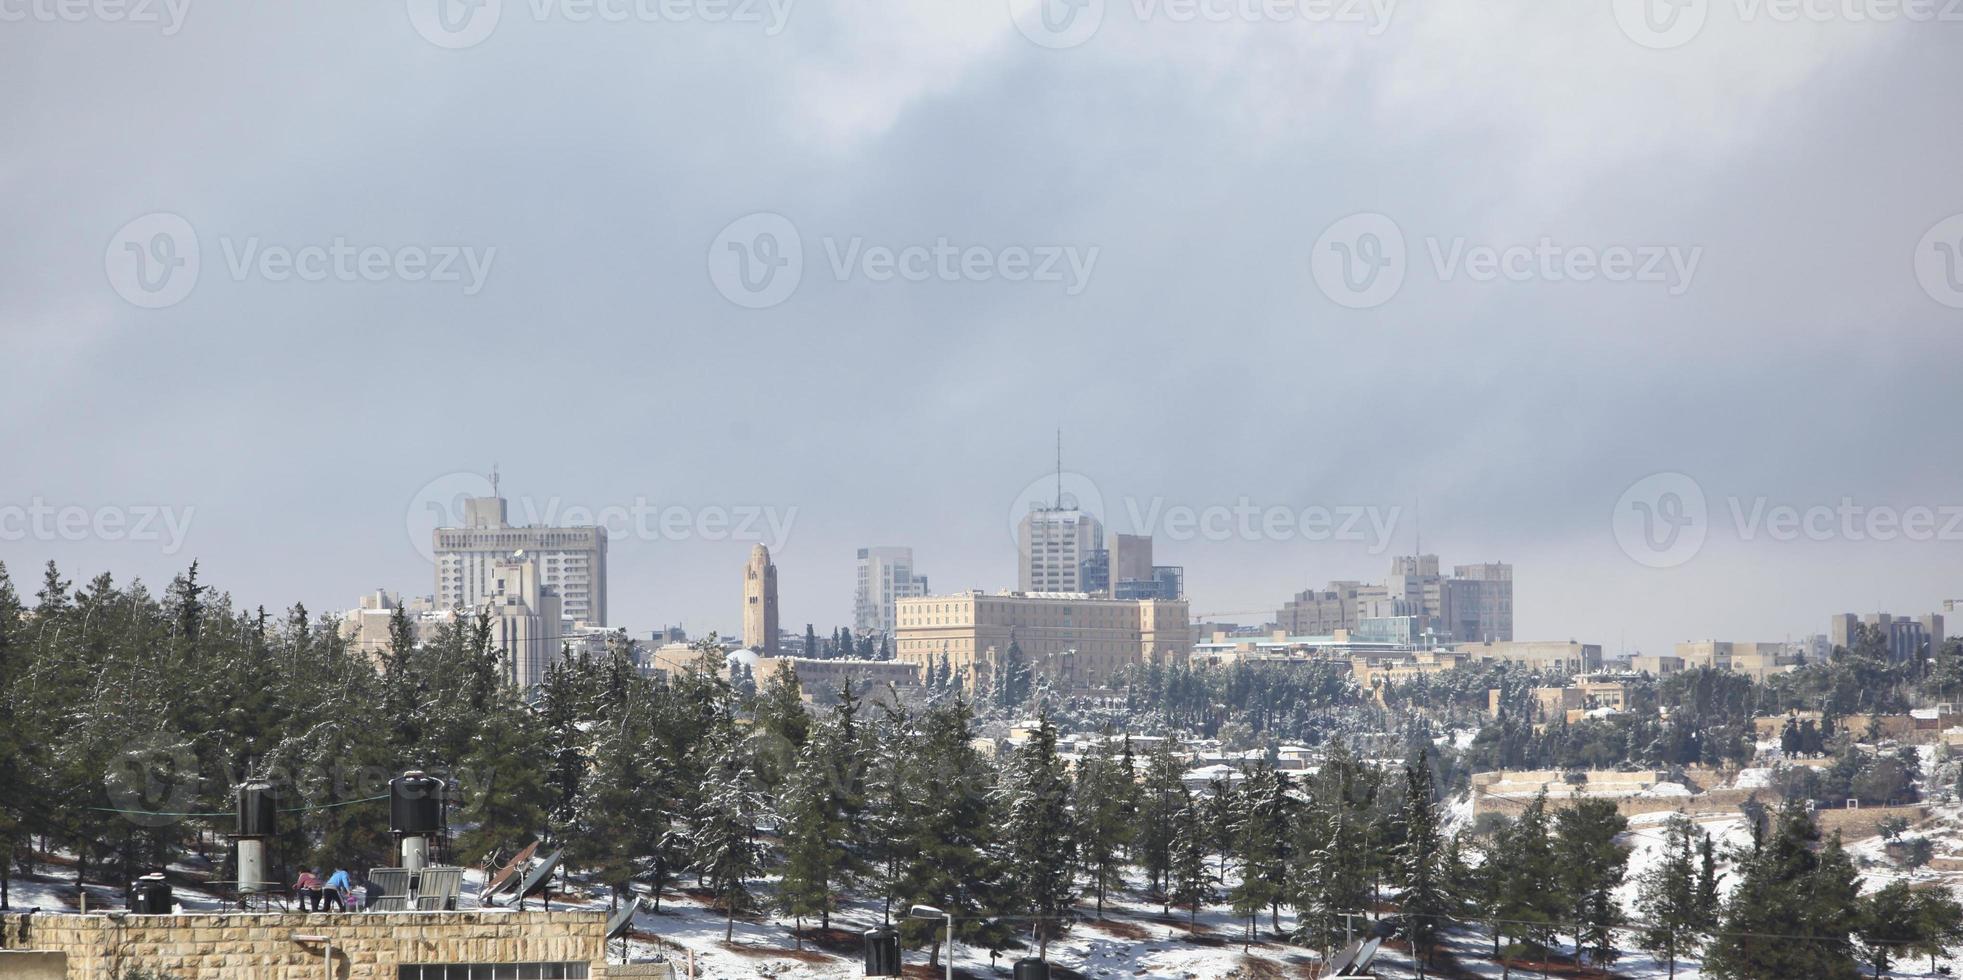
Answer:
[321, 868, 352, 911]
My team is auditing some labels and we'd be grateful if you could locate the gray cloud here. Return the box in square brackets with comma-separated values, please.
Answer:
[2, 2, 1959, 655]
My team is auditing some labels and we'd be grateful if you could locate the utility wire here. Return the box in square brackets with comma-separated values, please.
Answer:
[89, 793, 390, 818]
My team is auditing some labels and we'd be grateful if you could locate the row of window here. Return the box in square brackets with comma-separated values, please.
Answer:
[397, 964, 588, 980]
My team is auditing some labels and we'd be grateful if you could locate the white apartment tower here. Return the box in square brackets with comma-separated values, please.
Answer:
[855, 546, 929, 635]
[1018, 506, 1104, 593]
[483, 551, 563, 688]
[433, 492, 607, 627]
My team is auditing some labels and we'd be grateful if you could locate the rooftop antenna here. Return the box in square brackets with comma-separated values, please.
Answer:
[1054, 429, 1062, 510]
[1413, 497, 1420, 557]
[490, 463, 501, 499]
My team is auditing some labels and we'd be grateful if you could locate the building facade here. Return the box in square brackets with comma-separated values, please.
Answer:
[1, 910, 608, 980]
[434, 494, 607, 627]
[854, 546, 929, 635]
[1277, 556, 1511, 643]
[743, 544, 780, 656]
[484, 552, 563, 688]
[1450, 639, 1601, 676]
[338, 590, 457, 660]
[1017, 506, 1104, 593]
[894, 591, 1189, 692]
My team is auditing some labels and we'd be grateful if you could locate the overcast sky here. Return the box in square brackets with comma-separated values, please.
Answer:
[3, 1, 1960, 656]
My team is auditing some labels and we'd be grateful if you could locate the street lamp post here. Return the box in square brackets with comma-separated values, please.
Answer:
[908, 904, 953, 980]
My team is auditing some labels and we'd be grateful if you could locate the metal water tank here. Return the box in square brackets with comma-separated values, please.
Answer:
[862, 926, 901, 977]
[130, 874, 173, 914]
[1012, 957, 1051, 980]
[389, 771, 444, 834]
[236, 780, 277, 837]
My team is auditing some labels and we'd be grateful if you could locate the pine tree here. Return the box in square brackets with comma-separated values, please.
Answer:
[1071, 732, 1135, 915]
[536, 653, 592, 841]
[776, 734, 844, 948]
[1910, 887, 1963, 973]
[1169, 789, 1211, 930]
[1226, 766, 1284, 947]
[1491, 791, 1562, 962]
[1290, 744, 1372, 952]
[996, 712, 1078, 958]
[1706, 799, 1861, 980]
[750, 662, 808, 793]
[1137, 736, 1186, 907]
[1856, 880, 1922, 979]
[887, 698, 999, 966]
[996, 639, 1031, 710]
[1553, 797, 1629, 965]
[1636, 814, 1703, 980]
[690, 730, 769, 942]
[1394, 752, 1448, 977]
[0, 562, 29, 910]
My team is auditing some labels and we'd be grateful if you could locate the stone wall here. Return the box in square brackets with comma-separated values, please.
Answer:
[0, 910, 607, 980]
[0, 951, 67, 980]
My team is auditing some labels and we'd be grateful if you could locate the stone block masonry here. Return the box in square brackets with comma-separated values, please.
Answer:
[0, 910, 608, 980]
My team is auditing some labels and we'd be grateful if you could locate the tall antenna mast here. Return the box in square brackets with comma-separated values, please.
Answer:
[1054, 429, 1062, 510]
[491, 462, 501, 499]
[1413, 496, 1421, 557]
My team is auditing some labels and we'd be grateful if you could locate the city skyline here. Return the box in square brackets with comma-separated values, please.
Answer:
[8, 465, 1947, 661]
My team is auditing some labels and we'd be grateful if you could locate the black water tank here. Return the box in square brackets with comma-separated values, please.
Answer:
[390, 771, 444, 834]
[129, 875, 173, 914]
[862, 927, 901, 977]
[1013, 958, 1051, 980]
[236, 780, 277, 837]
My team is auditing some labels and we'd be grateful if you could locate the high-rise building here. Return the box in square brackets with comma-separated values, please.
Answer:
[1277, 557, 1510, 642]
[483, 551, 563, 688]
[894, 591, 1189, 692]
[1831, 612, 1945, 662]
[744, 544, 780, 655]
[1829, 612, 1861, 650]
[1017, 505, 1104, 593]
[855, 546, 929, 635]
[1452, 562, 1514, 643]
[433, 491, 607, 627]
[1109, 533, 1153, 589]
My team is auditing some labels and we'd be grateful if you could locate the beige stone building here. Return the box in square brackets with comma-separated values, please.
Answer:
[894, 591, 1189, 692]
[1450, 639, 1601, 676]
[742, 544, 780, 656]
[338, 590, 455, 661]
[485, 553, 563, 689]
[1674, 640, 1801, 680]
[435, 494, 607, 628]
[1352, 650, 1472, 690]
[1629, 653, 1685, 675]
[0, 909, 609, 980]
